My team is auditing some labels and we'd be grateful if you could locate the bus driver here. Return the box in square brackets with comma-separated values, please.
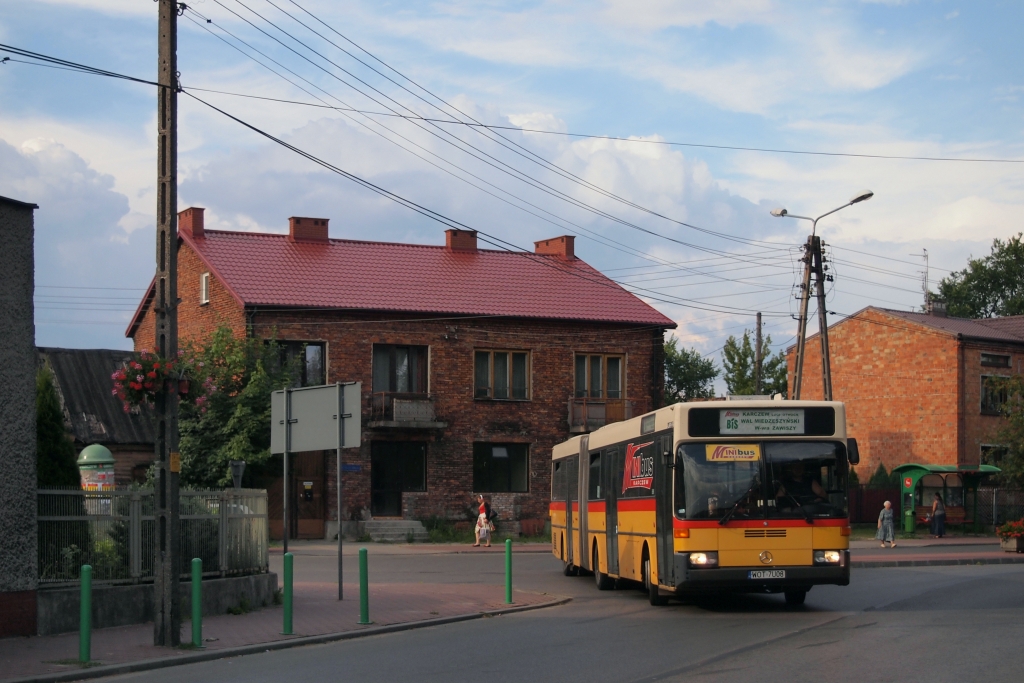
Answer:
[775, 461, 826, 507]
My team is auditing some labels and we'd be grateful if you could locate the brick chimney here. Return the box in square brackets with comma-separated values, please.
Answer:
[178, 207, 205, 239]
[445, 229, 478, 252]
[288, 216, 330, 243]
[534, 235, 575, 260]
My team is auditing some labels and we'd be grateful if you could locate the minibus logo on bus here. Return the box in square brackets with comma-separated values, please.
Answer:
[622, 441, 655, 493]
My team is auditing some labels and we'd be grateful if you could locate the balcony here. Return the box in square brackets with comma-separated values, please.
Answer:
[368, 392, 447, 430]
[568, 398, 634, 433]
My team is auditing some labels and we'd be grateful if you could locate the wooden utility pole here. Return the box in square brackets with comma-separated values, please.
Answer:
[154, 0, 181, 647]
[811, 236, 833, 401]
[754, 312, 762, 395]
[791, 236, 813, 399]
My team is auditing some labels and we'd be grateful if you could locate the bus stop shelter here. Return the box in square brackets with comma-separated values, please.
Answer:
[893, 463, 1001, 533]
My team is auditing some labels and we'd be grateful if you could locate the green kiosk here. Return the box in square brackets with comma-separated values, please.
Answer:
[892, 463, 1000, 534]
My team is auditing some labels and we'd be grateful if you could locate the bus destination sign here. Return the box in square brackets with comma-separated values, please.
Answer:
[720, 409, 805, 435]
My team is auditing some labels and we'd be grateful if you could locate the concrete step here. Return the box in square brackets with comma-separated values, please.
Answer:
[362, 520, 431, 542]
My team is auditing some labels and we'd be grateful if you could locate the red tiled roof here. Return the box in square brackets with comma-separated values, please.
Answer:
[878, 308, 1024, 343]
[128, 230, 676, 335]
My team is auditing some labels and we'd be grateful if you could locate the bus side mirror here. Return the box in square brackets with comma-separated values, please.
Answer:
[847, 438, 860, 466]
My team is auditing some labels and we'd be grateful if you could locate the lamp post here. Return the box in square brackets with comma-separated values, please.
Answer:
[772, 190, 873, 401]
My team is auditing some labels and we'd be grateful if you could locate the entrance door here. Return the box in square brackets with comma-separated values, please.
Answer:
[564, 455, 579, 566]
[654, 434, 674, 587]
[292, 452, 325, 539]
[605, 445, 620, 576]
[370, 441, 427, 517]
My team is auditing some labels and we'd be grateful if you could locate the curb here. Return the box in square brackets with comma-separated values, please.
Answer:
[6, 595, 571, 683]
[852, 555, 1024, 569]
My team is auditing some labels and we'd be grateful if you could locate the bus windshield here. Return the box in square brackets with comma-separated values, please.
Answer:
[675, 441, 848, 521]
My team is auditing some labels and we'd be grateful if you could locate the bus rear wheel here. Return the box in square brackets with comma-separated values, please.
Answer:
[644, 557, 668, 606]
[784, 589, 807, 606]
[594, 547, 614, 590]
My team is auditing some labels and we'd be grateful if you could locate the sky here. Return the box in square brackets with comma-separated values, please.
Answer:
[2, 0, 1023, 393]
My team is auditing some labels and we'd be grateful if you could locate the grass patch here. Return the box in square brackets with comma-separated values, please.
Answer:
[46, 659, 103, 669]
[226, 597, 252, 615]
[272, 588, 283, 605]
[356, 532, 372, 543]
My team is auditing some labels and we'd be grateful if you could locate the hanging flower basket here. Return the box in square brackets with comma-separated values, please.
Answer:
[111, 351, 215, 413]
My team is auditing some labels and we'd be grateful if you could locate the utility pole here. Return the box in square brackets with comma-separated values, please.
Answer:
[913, 248, 929, 310]
[754, 312, 762, 395]
[154, 0, 181, 647]
[811, 236, 833, 401]
[791, 236, 813, 399]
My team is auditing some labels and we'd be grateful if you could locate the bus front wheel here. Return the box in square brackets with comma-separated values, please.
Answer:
[594, 547, 614, 590]
[784, 590, 807, 606]
[644, 557, 668, 606]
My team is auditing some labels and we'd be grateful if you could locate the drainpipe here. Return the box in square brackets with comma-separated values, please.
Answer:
[957, 335, 965, 467]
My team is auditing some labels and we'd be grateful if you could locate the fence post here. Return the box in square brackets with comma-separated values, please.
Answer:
[130, 492, 141, 581]
[358, 548, 370, 624]
[191, 558, 202, 647]
[219, 490, 228, 577]
[994, 489, 999, 529]
[79, 565, 91, 663]
[282, 552, 293, 635]
[505, 538, 513, 604]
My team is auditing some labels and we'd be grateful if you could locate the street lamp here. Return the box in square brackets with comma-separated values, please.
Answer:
[771, 190, 873, 402]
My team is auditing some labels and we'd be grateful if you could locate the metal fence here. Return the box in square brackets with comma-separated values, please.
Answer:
[38, 488, 269, 587]
[976, 488, 1024, 527]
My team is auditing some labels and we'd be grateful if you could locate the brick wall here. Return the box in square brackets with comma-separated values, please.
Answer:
[132, 239, 247, 351]
[962, 343, 1019, 466]
[253, 310, 664, 523]
[788, 308, 961, 476]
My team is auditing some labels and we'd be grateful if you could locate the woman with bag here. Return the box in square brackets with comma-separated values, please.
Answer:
[473, 494, 493, 547]
[931, 492, 946, 538]
[876, 500, 896, 548]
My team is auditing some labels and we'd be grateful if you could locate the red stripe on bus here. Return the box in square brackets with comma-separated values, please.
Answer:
[572, 502, 579, 512]
[549, 502, 566, 512]
[588, 501, 607, 513]
[672, 518, 850, 529]
[617, 498, 656, 512]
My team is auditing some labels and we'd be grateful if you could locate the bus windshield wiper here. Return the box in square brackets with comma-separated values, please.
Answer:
[719, 480, 759, 526]
[783, 492, 814, 524]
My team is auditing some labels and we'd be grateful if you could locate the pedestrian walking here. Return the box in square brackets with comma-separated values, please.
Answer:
[472, 494, 493, 547]
[931, 492, 946, 538]
[876, 500, 896, 548]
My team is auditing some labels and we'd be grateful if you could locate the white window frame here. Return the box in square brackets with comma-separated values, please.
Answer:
[199, 272, 210, 305]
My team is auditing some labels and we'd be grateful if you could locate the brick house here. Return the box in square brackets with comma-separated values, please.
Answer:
[787, 305, 1024, 477]
[128, 208, 675, 538]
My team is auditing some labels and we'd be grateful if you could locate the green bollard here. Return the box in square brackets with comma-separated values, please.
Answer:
[358, 548, 370, 625]
[191, 558, 203, 647]
[282, 552, 294, 635]
[79, 565, 92, 663]
[505, 538, 513, 604]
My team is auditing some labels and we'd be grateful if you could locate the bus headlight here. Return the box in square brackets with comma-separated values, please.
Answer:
[688, 552, 719, 567]
[814, 550, 842, 564]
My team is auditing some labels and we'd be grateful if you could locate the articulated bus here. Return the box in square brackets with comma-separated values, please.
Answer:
[550, 399, 860, 606]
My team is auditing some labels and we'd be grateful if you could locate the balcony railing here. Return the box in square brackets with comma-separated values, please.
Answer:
[568, 398, 634, 433]
[369, 392, 447, 429]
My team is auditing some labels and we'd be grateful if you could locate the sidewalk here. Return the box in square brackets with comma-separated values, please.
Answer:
[2, 578, 565, 683]
[850, 536, 1024, 568]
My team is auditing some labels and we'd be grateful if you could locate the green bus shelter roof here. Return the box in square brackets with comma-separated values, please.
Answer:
[892, 463, 1001, 475]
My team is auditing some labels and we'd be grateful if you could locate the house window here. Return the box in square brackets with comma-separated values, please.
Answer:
[981, 353, 1011, 368]
[372, 345, 428, 394]
[981, 376, 1008, 415]
[574, 354, 623, 399]
[474, 350, 529, 399]
[280, 341, 326, 387]
[199, 272, 210, 305]
[473, 443, 529, 492]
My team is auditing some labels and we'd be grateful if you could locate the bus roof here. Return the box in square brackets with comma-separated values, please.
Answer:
[551, 399, 847, 460]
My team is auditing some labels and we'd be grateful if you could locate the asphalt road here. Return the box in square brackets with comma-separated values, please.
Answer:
[97, 549, 1024, 683]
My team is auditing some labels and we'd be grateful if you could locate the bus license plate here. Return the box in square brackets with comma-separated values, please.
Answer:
[748, 570, 785, 580]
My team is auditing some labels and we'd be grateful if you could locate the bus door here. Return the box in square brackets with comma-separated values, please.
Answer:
[577, 436, 591, 571]
[654, 433, 674, 587]
[605, 445, 620, 576]
[565, 455, 579, 567]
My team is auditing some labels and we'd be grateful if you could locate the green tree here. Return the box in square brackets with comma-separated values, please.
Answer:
[178, 327, 295, 488]
[663, 336, 718, 404]
[936, 233, 1024, 318]
[36, 367, 80, 487]
[721, 330, 788, 396]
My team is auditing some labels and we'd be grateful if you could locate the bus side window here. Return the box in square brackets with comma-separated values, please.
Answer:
[674, 447, 685, 516]
[589, 452, 601, 499]
[552, 461, 564, 500]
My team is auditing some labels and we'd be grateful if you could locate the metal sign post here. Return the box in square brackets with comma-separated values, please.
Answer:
[272, 382, 361, 599]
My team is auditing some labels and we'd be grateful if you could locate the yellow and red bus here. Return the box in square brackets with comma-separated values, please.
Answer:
[550, 399, 859, 605]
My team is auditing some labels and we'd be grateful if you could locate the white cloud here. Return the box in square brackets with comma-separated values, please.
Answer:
[600, 0, 778, 30]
